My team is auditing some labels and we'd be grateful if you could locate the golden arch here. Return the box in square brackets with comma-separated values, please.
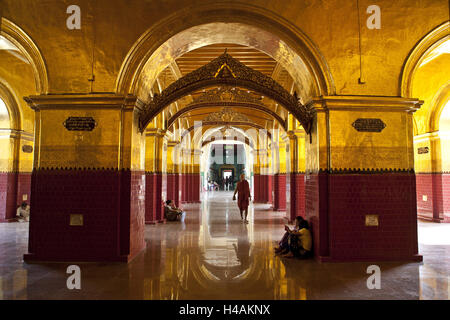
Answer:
[167, 101, 287, 130]
[0, 80, 22, 130]
[181, 121, 272, 139]
[401, 21, 449, 98]
[202, 136, 254, 149]
[116, 2, 335, 98]
[139, 53, 314, 133]
[428, 83, 450, 132]
[1, 18, 48, 94]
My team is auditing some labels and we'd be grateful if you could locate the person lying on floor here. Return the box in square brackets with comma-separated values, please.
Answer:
[274, 216, 312, 259]
[164, 200, 185, 222]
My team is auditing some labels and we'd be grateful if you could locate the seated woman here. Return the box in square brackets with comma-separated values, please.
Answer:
[284, 219, 312, 259]
[274, 216, 312, 259]
[274, 216, 304, 254]
[164, 200, 185, 222]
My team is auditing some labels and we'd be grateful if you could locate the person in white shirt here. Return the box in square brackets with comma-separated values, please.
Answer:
[16, 202, 30, 222]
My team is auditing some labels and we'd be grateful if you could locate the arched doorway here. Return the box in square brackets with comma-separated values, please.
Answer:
[407, 22, 450, 223]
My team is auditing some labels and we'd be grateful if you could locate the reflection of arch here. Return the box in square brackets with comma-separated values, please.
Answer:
[116, 3, 334, 98]
[140, 53, 314, 133]
[401, 21, 449, 98]
[429, 83, 450, 132]
[0, 80, 22, 130]
[1, 18, 48, 94]
[167, 102, 286, 129]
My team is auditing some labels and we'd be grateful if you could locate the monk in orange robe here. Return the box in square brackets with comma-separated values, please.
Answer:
[232, 173, 251, 223]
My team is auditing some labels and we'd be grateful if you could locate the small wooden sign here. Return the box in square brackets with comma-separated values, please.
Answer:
[22, 145, 33, 153]
[63, 117, 97, 131]
[365, 214, 379, 227]
[70, 214, 83, 226]
[418, 147, 429, 154]
[352, 118, 386, 132]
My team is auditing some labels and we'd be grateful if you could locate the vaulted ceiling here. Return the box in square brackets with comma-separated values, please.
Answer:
[153, 43, 297, 136]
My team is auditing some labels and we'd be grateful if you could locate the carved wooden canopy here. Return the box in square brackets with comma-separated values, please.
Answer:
[166, 86, 287, 129]
[139, 52, 314, 133]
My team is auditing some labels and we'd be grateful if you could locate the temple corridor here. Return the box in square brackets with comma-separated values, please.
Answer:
[0, 191, 449, 300]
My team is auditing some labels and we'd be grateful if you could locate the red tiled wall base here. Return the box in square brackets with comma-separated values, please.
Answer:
[145, 173, 164, 224]
[285, 173, 305, 222]
[416, 173, 450, 223]
[17, 173, 32, 208]
[191, 174, 201, 203]
[123, 171, 146, 259]
[180, 174, 188, 203]
[0, 172, 17, 221]
[267, 175, 273, 204]
[272, 174, 286, 211]
[24, 169, 145, 262]
[253, 174, 272, 203]
[180, 174, 201, 203]
[306, 172, 422, 262]
[166, 173, 179, 206]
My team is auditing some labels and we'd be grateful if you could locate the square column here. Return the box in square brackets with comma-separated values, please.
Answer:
[23, 94, 146, 262]
[306, 96, 423, 262]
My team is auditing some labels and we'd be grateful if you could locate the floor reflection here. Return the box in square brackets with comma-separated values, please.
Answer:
[0, 191, 449, 299]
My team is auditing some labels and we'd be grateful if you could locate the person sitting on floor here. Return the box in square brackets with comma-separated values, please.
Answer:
[274, 216, 312, 259]
[284, 218, 312, 259]
[274, 216, 305, 255]
[16, 201, 30, 222]
[164, 200, 185, 222]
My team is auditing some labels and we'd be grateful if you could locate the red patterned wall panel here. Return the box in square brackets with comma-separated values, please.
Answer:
[305, 170, 421, 262]
[145, 173, 156, 224]
[24, 168, 145, 262]
[416, 173, 450, 222]
[273, 174, 286, 211]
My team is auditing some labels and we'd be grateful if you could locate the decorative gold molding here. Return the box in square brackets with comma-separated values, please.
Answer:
[115, 2, 335, 97]
[312, 95, 423, 113]
[23, 94, 141, 111]
[139, 52, 314, 133]
[203, 107, 251, 122]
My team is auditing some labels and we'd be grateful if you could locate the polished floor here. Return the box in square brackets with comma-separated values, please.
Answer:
[0, 191, 449, 300]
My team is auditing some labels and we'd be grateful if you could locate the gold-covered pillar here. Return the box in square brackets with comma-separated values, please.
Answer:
[145, 128, 165, 223]
[23, 94, 146, 262]
[305, 95, 422, 262]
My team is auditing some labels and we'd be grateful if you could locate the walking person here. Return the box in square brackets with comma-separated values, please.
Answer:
[232, 173, 251, 223]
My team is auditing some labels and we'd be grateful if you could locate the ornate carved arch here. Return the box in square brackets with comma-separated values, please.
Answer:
[181, 121, 271, 139]
[202, 136, 253, 149]
[139, 53, 314, 133]
[167, 86, 287, 129]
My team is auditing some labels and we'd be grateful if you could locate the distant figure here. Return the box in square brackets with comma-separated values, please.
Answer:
[16, 201, 30, 222]
[232, 173, 251, 223]
[225, 177, 229, 191]
[164, 200, 185, 222]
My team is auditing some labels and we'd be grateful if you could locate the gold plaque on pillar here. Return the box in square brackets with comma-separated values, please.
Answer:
[70, 214, 83, 226]
[365, 215, 379, 227]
